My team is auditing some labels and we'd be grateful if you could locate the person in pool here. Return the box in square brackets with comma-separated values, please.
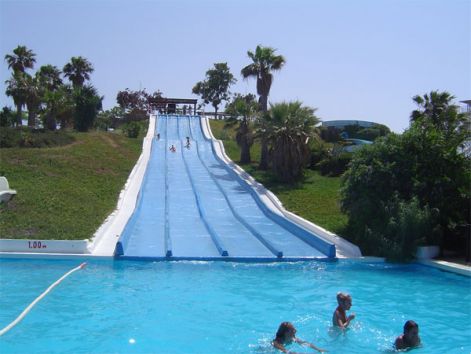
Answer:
[272, 322, 326, 353]
[395, 320, 421, 350]
[332, 292, 355, 329]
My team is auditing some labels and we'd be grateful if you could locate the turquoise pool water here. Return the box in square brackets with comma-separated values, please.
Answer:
[0, 259, 469, 353]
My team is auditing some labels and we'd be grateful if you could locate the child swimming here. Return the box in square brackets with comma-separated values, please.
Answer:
[272, 322, 326, 353]
[395, 320, 421, 350]
[332, 292, 355, 329]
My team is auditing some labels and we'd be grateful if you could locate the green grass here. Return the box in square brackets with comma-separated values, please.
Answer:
[209, 119, 348, 234]
[0, 130, 144, 240]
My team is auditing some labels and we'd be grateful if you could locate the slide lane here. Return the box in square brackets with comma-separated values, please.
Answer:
[190, 117, 326, 258]
[116, 115, 330, 259]
[116, 117, 167, 257]
[179, 117, 277, 258]
[165, 117, 220, 258]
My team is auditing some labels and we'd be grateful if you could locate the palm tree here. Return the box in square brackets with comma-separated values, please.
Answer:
[42, 85, 75, 130]
[24, 74, 42, 127]
[225, 93, 258, 163]
[264, 101, 320, 183]
[241, 45, 285, 169]
[37, 64, 63, 91]
[63, 56, 94, 88]
[5, 72, 29, 126]
[5, 45, 36, 74]
[411, 91, 469, 144]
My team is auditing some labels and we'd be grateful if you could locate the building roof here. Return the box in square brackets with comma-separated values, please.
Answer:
[322, 120, 377, 128]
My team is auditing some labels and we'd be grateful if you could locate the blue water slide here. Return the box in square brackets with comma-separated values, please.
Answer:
[115, 115, 335, 260]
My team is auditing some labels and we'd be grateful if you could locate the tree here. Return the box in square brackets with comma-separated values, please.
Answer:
[5, 45, 36, 74]
[225, 93, 258, 163]
[37, 65, 63, 91]
[73, 85, 102, 132]
[341, 91, 470, 260]
[241, 45, 285, 169]
[5, 72, 29, 126]
[63, 56, 94, 88]
[263, 101, 320, 182]
[116, 89, 149, 112]
[42, 84, 75, 131]
[24, 73, 42, 127]
[411, 91, 469, 147]
[36, 65, 64, 130]
[0, 106, 16, 127]
[192, 62, 236, 119]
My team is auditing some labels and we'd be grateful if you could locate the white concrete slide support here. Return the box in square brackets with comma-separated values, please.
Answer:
[200, 117, 362, 258]
[89, 115, 156, 256]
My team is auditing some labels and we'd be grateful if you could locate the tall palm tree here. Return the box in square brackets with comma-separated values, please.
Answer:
[24, 74, 42, 127]
[241, 45, 285, 169]
[5, 72, 29, 126]
[63, 56, 94, 88]
[37, 64, 63, 91]
[411, 91, 469, 144]
[43, 85, 75, 130]
[5, 45, 36, 74]
[225, 93, 258, 164]
[264, 101, 320, 183]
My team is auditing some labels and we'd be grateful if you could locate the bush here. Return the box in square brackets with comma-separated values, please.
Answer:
[122, 121, 141, 138]
[0, 127, 75, 148]
[309, 140, 330, 168]
[317, 152, 352, 176]
[0, 107, 15, 127]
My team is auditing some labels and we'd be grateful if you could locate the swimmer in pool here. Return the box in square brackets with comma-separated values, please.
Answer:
[332, 292, 355, 330]
[272, 322, 326, 353]
[395, 320, 421, 350]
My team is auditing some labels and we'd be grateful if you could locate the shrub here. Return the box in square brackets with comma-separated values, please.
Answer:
[317, 151, 352, 176]
[0, 107, 15, 127]
[122, 121, 141, 138]
[0, 127, 75, 148]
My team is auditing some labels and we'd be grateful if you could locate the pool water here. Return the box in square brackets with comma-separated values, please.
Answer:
[0, 259, 470, 353]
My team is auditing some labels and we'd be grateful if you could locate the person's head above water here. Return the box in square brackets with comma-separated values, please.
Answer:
[395, 320, 421, 349]
[337, 292, 352, 310]
[275, 322, 296, 344]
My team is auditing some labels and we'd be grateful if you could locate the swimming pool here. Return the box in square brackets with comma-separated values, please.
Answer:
[0, 258, 469, 353]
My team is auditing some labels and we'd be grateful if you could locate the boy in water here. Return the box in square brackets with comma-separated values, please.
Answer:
[332, 292, 355, 329]
[272, 322, 326, 353]
[395, 320, 421, 350]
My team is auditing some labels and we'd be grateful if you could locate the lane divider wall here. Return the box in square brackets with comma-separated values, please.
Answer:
[164, 116, 173, 257]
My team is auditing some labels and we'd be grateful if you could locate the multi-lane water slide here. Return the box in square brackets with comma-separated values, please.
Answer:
[115, 115, 336, 260]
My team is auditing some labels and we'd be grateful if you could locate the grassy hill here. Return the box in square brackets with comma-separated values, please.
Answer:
[0, 131, 143, 240]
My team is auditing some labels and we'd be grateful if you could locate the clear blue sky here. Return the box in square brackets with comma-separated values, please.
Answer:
[1, 0, 469, 132]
